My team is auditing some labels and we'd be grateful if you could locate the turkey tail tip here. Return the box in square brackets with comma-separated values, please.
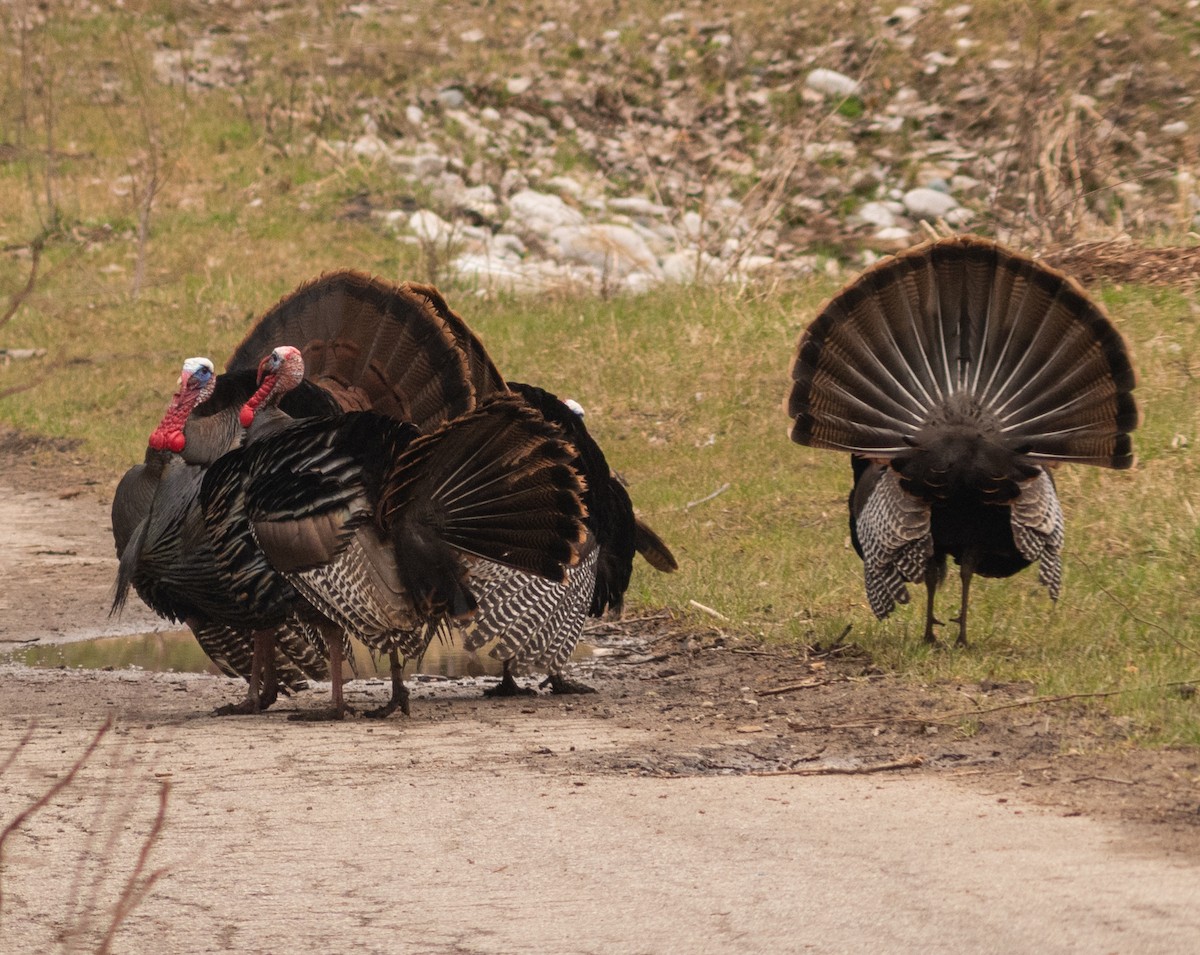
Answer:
[634, 517, 678, 573]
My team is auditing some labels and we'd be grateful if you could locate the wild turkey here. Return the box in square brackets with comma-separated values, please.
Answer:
[112, 271, 483, 712]
[365, 285, 678, 695]
[203, 377, 589, 719]
[465, 381, 678, 695]
[112, 357, 337, 712]
[786, 235, 1138, 646]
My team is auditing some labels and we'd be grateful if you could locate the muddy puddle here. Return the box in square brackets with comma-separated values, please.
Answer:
[1, 629, 592, 678]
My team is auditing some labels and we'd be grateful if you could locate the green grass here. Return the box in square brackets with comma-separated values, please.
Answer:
[1, 0, 1198, 749]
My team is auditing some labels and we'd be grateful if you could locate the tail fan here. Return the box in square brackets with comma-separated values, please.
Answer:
[787, 235, 1138, 469]
[379, 395, 588, 616]
[401, 282, 509, 398]
[458, 543, 599, 671]
[226, 271, 477, 430]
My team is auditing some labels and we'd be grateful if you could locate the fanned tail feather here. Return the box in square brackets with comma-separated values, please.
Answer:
[788, 235, 1138, 469]
[226, 271, 478, 430]
[379, 396, 588, 603]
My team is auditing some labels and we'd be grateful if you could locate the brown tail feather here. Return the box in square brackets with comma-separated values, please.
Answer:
[633, 517, 678, 572]
[787, 235, 1138, 469]
[401, 281, 509, 399]
[378, 395, 588, 616]
[226, 271, 478, 430]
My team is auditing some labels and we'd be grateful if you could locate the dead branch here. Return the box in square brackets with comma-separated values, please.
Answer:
[0, 724, 37, 778]
[96, 780, 170, 955]
[759, 678, 838, 697]
[0, 237, 42, 330]
[748, 755, 924, 777]
[0, 718, 113, 918]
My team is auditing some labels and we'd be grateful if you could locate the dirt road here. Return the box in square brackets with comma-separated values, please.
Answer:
[2, 435, 1199, 953]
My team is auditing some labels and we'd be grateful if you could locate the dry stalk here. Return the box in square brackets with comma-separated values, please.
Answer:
[0, 718, 113, 918]
[748, 755, 924, 778]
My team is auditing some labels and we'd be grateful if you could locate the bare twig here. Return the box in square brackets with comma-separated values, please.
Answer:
[96, 780, 171, 955]
[748, 755, 924, 778]
[0, 718, 113, 917]
[0, 237, 42, 330]
[688, 599, 728, 621]
[0, 724, 37, 778]
[685, 482, 730, 509]
[759, 678, 838, 697]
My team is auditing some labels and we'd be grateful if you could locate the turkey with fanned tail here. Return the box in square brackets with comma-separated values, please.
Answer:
[378, 284, 678, 695]
[111, 271, 480, 713]
[786, 235, 1138, 645]
[203, 383, 589, 719]
[464, 382, 678, 696]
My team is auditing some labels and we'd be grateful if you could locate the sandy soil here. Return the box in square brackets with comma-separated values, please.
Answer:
[2, 428, 1199, 953]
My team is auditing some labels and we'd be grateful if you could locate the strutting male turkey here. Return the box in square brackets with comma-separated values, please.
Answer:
[388, 288, 679, 695]
[466, 382, 679, 696]
[786, 235, 1138, 645]
[111, 272, 483, 713]
[202, 345, 589, 719]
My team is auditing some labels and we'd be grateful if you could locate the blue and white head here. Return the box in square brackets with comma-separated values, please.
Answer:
[563, 398, 585, 419]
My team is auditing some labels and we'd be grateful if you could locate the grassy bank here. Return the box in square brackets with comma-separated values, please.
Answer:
[1, 1, 1197, 746]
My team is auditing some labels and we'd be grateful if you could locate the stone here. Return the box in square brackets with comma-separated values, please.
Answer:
[408, 210, 456, 245]
[856, 201, 898, 229]
[550, 224, 662, 278]
[661, 249, 722, 284]
[805, 68, 859, 98]
[508, 189, 586, 233]
[902, 187, 960, 220]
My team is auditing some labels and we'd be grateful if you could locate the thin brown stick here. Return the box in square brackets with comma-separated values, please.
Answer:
[0, 724, 37, 777]
[749, 755, 924, 778]
[0, 718, 112, 917]
[0, 236, 42, 329]
[1072, 552, 1200, 658]
[759, 678, 838, 697]
[96, 780, 170, 955]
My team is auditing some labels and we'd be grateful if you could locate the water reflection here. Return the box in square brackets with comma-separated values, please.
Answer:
[2, 629, 590, 678]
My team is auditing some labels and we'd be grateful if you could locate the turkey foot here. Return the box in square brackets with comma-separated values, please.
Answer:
[366, 653, 411, 719]
[541, 673, 596, 695]
[484, 663, 536, 698]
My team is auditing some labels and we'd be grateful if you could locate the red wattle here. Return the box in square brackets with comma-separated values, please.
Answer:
[168, 432, 186, 453]
[239, 404, 255, 428]
[148, 432, 165, 450]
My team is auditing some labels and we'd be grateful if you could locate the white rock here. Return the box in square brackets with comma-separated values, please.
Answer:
[460, 184, 500, 219]
[1162, 121, 1189, 139]
[549, 224, 662, 278]
[508, 189, 585, 233]
[608, 196, 671, 218]
[661, 249, 723, 284]
[351, 135, 391, 160]
[805, 68, 859, 98]
[902, 187, 959, 220]
[436, 88, 465, 108]
[544, 176, 585, 199]
[506, 76, 533, 95]
[408, 210, 456, 245]
[873, 226, 914, 243]
[411, 153, 448, 177]
[680, 211, 704, 241]
[856, 201, 898, 228]
[460, 28, 485, 43]
[886, 5, 922, 25]
[405, 104, 425, 126]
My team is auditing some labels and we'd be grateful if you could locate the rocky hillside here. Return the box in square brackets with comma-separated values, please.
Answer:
[13, 1, 1200, 294]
